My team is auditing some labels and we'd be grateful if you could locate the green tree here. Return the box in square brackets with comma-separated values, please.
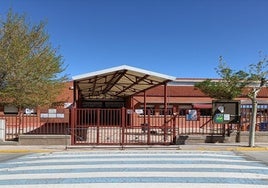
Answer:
[195, 57, 249, 100]
[246, 56, 268, 147]
[195, 55, 268, 147]
[0, 10, 67, 132]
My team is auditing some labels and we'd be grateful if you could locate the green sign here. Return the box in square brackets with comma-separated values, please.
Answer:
[214, 114, 224, 123]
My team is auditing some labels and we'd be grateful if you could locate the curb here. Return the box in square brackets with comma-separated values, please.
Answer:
[0, 145, 67, 154]
[188, 146, 268, 151]
[0, 144, 268, 153]
[0, 149, 56, 153]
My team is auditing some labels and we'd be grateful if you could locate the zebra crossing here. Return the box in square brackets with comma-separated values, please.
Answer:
[0, 150, 268, 188]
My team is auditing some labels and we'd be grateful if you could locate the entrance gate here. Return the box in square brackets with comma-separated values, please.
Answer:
[70, 108, 227, 145]
[70, 108, 177, 145]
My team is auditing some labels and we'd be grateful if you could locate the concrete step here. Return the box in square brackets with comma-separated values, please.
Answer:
[0, 140, 18, 145]
[176, 135, 227, 145]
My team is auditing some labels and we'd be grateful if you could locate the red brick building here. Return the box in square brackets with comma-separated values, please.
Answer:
[68, 65, 268, 145]
[2, 65, 268, 144]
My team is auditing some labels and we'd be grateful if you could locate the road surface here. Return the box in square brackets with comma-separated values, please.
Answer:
[0, 149, 267, 187]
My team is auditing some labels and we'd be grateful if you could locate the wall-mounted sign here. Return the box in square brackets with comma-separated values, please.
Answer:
[41, 108, 64, 119]
[214, 114, 224, 123]
[212, 100, 240, 124]
[48, 109, 57, 114]
[186, 109, 197, 121]
[135, 109, 144, 114]
[25, 108, 36, 115]
[127, 109, 133, 114]
[64, 103, 72, 109]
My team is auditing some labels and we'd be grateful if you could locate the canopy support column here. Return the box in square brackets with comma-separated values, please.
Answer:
[164, 82, 168, 142]
[73, 81, 77, 107]
[143, 90, 147, 126]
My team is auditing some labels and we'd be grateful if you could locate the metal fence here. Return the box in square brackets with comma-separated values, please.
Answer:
[69, 108, 224, 145]
[2, 109, 70, 141]
[3, 105, 268, 144]
[240, 104, 268, 131]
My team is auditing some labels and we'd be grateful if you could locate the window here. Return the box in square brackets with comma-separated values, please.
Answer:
[4, 105, 38, 116]
[178, 104, 192, 115]
[4, 105, 18, 115]
[159, 105, 173, 115]
[140, 105, 155, 115]
[200, 109, 212, 116]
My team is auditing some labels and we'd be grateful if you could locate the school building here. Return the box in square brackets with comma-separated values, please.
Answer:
[1, 65, 268, 145]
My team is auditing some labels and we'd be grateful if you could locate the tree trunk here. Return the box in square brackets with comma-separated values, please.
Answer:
[249, 93, 258, 147]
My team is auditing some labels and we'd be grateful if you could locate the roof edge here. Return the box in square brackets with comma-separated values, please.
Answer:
[72, 65, 176, 81]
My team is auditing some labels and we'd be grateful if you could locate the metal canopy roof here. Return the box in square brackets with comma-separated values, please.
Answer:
[72, 65, 176, 100]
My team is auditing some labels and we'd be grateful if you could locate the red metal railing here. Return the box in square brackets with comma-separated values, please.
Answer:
[240, 104, 268, 131]
[177, 115, 223, 135]
[3, 105, 268, 144]
[69, 108, 224, 145]
[2, 109, 70, 141]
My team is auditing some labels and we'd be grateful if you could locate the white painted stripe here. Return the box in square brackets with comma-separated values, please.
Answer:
[0, 183, 267, 188]
[0, 151, 267, 188]
[1, 163, 266, 171]
[0, 172, 267, 180]
[9, 157, 251, 164]
[24, 153, 242, 159]
[25, 152, 241, 158]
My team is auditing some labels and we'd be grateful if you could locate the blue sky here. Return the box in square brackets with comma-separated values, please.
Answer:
[1, 0, 268, 78]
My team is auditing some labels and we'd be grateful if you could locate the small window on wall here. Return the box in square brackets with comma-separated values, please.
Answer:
[4, 105, 18, 115]
[140, 105, 155, 115]
[159, 105, 173, 115]
[200, 108, 212, 116]
[192, 103, 212, 116]
[178, 105, 192, 115]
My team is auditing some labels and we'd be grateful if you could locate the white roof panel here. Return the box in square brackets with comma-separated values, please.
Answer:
[72, 65, 175, 81]
[72, 65, 176, 100]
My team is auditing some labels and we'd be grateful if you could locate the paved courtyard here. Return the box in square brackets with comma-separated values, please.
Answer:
[0, 149, 268, 188]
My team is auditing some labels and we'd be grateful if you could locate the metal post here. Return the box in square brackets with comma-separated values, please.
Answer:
[164, 82, 168, 142]
[143, 91, 146, 126]
[73, 81, 77, 107]
[131, 96, 134, 127]
[70, 108, 75, 145]
[172, 106, 176, 144]
[97, 109, 100, 145]
[144, 91, 150, 144]
[121, 107, 125, 147]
